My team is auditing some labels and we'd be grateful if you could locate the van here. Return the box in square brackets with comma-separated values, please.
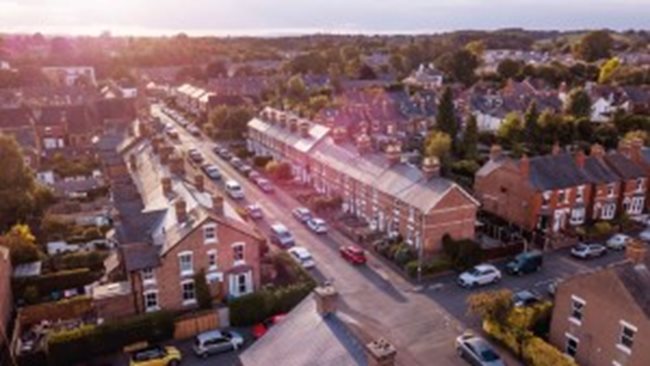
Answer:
[270, 223, 295, 248]
[192, 330, 244, 358]
[225, 180, 244, 199]
[506, 250, 543, 276]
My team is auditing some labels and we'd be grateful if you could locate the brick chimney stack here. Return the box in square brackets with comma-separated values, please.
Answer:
[422, 156, 441, 180]
[356, 133, 372, 154]
[552, 142, 561, 155]
[366, 338, 397, 366]
[159, 145, 173, 165]
[161, 177, 172, 196]
[385, 144, 401, 166]
[590, 143, 605, 159]
[128, 154, 137, 170]
[212, 194, 224, 216]
[332, 127, 347, 143]
[289, 117, 298, 133]
[489, 145, 502, 161]
[618, 139, 632, 159]
[195, 174, 205, 192]
[313, 284, 338, 317]
[575, 149, 586, 169]
[169, 155, 185, 176]
[630, 138, 644, 163]
[175, 199, 188, 224]
[299, 121, 310, 138]
[626, 239, 647, 265]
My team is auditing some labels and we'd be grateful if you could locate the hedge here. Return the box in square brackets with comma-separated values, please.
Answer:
[405, 256, 452, 278]
[47, 311, 175, 366]
[229, 281, 315, 326]
[13, 268, 102, 300]
[442, 234, 484, 270]
[45, 251, 109, 272]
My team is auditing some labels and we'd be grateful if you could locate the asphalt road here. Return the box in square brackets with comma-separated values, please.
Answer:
[150, 105, 634, 366]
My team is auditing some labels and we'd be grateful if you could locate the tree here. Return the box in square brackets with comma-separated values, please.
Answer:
[598, 57, 621, 84]
[524, 101, 539, 144]
[0, 224, 42, 265]
[287, 74, 307, 102]
[498, 112, 524, 146]
[497, 59, 524, 80]
[194, 269, 213, 309]
[389, 53, 407, 76]
[358, 64, 377, 80]
[205, 61, 228, 78]
[207, 106, 253, 140]
[465, 40, 485, 57]
[467, 289, 514, 324]
[565, 87, 592, 119]
[623, 130, 648, 145]
[573, 31, 613, 62]
[0, 134, 52, 232]
[424, 131, 452, 159]
[462, 114, 479, 160]
[436, 87, 458, 141]
[435, 49, 478, 85]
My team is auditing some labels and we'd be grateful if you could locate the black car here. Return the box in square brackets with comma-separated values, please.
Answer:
[506, 250, 543, 276]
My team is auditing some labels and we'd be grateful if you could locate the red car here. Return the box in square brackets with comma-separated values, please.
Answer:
[251, 314, 286, 339]
[340, 246, 367, 264]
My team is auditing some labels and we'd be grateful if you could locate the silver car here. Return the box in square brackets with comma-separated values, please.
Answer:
[456, 333, 505, 366]
[193, 330, 244, 358]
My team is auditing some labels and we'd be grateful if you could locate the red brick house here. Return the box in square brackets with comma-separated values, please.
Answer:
[549, 242, 650, 366]
[0, 247, 12, 357]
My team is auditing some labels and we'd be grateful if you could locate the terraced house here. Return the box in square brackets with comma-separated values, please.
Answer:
[474, 142, 647, 242]
[247, 107, 479, 256]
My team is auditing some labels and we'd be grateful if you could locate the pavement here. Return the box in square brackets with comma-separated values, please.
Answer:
[110, 105, 631, 366]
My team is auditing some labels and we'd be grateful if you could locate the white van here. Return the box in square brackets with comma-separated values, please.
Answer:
[225, 180, 244, 199]
[270, 223, 295, 248]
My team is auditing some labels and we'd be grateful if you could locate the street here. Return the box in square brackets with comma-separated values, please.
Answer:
[146, 105, 630, 366]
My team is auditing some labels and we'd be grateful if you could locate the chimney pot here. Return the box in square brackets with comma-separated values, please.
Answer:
[366, 338, 397, 366]
[212, 195, 224, 216]
[422, 156, 441, 179]
[169, 155, 185, 176]
[626, 239, 647, 265]
[299, 121, 310, 138]
[175, 199, 188, 224]
[590, 143, 605, 158]
[195, 174, 205, 192]
[161, 177, 172, 196]
[313, 284, 338, 317]
[386, 144, 401, 166]
[356, 134, 372, 154]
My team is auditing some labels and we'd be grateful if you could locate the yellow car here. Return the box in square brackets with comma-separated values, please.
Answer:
[129, 345, 182, 366]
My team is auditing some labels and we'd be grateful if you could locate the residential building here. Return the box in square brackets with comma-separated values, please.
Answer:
[41, 66, 97, 87]
[403, 63, 444, 90]
[248, 108, 478, 256]
[115, 137, 263, 313]
[549, 241, 650, 366]
[0, 247, 12, 358]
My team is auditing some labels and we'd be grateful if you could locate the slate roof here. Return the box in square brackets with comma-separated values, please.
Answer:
[120, 242, 161, 271]
[604, 152, 646, 180]
[240, 294, 368, 366]
[614, 256, 650, 318]
[249, 109, 331, 154]
[582, 156, 619, 183]
[528, 153, 594, 190]
[0, 107, 33, 129]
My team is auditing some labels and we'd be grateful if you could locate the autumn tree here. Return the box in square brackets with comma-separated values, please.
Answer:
[573, 30, 613, 62]
[598, 57, 621, 84]
[497, 59, 524, 80]
[424, 131, 452, 159]
[498, 112, 524, 146]
[436, 49, 478, 85]
[467, 289, 514, 324]
[0, 224, 42, 265]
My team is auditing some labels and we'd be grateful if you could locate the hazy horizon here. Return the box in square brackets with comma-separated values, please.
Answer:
[0, 0, 649, 37]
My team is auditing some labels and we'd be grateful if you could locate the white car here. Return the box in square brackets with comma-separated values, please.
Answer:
[292, 207, 312, 223]
[639, 229, 650, 242]
[457, 264, 501, 288]
[288, 247, 315, 269]
[225, 180, 244, 199]
[306, 218, 328, 234]
[606, 233, 630, 250]
[570, 243, 607, 259]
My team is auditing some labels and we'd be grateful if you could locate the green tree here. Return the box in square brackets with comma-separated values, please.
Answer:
[565, 87, 592, 119]
[436, 87, 458, 142]
[287, 74, 307, 102]
[194, 269, 213, 310]
[467, 289, 514, 324]
[0, 134, 52, 231]
[208, 106, 253, 140]
[0, 224, 42, 265]
[462, 114, 479, 160]
[436, 49, 478, 85]
[524, 101, 540, 143]
[573, 30, 613, 62]
[205, 61, 228, 78]
[598, 57, 621, 84]
[497, 59, 524, 80]
[465, 40, 485, 57]
[424, 131, 452, 159]
[498, 112, 524, 146]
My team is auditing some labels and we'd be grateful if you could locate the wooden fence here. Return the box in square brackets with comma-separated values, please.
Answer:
[173, 310, 219, 340]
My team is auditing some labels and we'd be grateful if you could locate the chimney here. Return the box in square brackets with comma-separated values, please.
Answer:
[422, 156, 441, 179]
[299, 121, 310, 138]
[269, 110, 277, 124]
[289, 117, 298, 133]
[386, 123, 396, 136]
[626, 239, 647, 265]
[332, 127, 347, 143]
[314, 284, 338, 317]
[174, 199, 188, 224]
[575, 149, 586, 169]
[169, 155, 185, 176]
[366, 338, 397, 366]
[161, 177, 172, 196]
[195, 174, 205, 192]
[159, 145, 173, 165]
[489, 145, 502, 161]
[128, 154, 137, 170]
[590, 144, 605, 158]
[551, 142, 561, 155]
[520, 154, 530, 178]
[630, 138, 644, 163]
[152, 136, 163, 154]
[356, 133, 372, 154]
[212, 194, 224, 216]
[279, 113, 288, 128]
[618, 139, 632, 159]
[385, 144, 401, 166]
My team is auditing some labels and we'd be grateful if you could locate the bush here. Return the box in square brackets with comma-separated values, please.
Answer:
[443, 234, 484, 270]
[523, 336, 577, 366]
[266, 161, 293, 180]
[405, 257, 453, 278]
[229, 282, 316, 326]
[13, 268, 102, 300]
[393, 244, 417, 267]
[46, 251, 108, 272]
[194, 270, 213, 310]
[592, 221, 613, 238]
[253, 155, 273, 168]
[47, 311, 175, 366]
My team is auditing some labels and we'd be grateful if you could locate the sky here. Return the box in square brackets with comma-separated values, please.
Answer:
[0, 0, 648, 36]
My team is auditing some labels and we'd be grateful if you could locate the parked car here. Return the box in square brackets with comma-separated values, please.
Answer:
[505, 250, 543, 276]
[340, 246, 367, 264]
[188, 149, 204, 163]
[187, 124, 201, 136]
[570, 243, 607, 259]
[252, 314, 287, 339]
[246, 204, 263, 220]
[455, 333, 504, 366]
[166, 129, 179, 140]
[288, 247, 316, 269]
[457, 264, 501, 288]
[307, 218, 328, 234]
[202, 164, 221, 180]
[192, 330, 244, 358]
[639, 228, 650, 242]
[513, 290, 541, 307]
[230, 157, 243, 170]
[270, 223, 295, 248]
[256, 178, 274, 193]
[129, 345, 181, 366]
[225, 180, 244, 199]
[292, 207, 312, 223]
[606, 233, 630, 250]
[218, 148, 232, 160]
[238, 164, 253, 176]
[248, 171, 261, 182]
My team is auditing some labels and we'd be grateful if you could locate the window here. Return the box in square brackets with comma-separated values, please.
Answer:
[542, 191, 551, 208]
[570, 208, 585, 225]
[565, 334, 579, 358]
[602, 203, 616, 220]
[207, 250, 217, 271]
[237, 273, 248, 295]
[558, 190, 569, 204]
[203, 223, 217, 244]
[178, 252, 193, 276]
[576, 186, 585, 202]
[181, 280, 196, 305]
[570, 296, 585, 325]
[618, 321, 636, 354]
[636, 178, 645, 192]
[233, 243, 245, 265]
[141, 268, 155, 285]
[143, 291, 159, 312]
[608, 183, 616, 197]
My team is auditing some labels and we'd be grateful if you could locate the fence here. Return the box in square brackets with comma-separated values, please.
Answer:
[173, 310, 219, 340]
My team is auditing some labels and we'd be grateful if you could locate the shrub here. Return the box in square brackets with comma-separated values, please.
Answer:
[405, 257, 453, 278]
[592, 221, 613, 238]
[47, 251, 108, 272]
[194, 270, 212, 310]
[443, 234, 484, 270]
[266, 161, 293, 180]
[13, 268, 102, 300]
[229, 282, 316, 326]
[522, 336, 577, 366]
[393, 244, 416, 267]
[253, 155, 273, 168]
